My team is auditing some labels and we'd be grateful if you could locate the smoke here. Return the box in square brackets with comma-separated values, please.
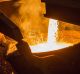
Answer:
[11, 0, 48, 45]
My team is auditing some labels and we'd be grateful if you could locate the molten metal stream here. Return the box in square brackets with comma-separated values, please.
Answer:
[30, 19, 72, 53]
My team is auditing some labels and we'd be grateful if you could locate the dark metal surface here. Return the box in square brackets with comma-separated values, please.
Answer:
[0, 12, 23, 41]
[42, 0, 80, 25]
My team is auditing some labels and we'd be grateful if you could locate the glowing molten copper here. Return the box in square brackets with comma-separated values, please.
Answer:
[30, 19, 72, 53]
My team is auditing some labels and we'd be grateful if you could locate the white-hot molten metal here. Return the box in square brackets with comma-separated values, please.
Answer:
[30, 19, 72, 53]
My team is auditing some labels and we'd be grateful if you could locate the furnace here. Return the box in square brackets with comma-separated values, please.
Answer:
[0, 0, 80, 74]
[0, 0, 80, 54]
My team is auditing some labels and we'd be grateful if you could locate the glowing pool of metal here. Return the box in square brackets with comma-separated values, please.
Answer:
[30, 19, 72, 53]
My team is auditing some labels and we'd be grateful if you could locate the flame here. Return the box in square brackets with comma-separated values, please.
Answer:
[30, 19, 72, 53]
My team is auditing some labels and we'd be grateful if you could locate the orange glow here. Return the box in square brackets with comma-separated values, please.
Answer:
[30, 19, 73, 53]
